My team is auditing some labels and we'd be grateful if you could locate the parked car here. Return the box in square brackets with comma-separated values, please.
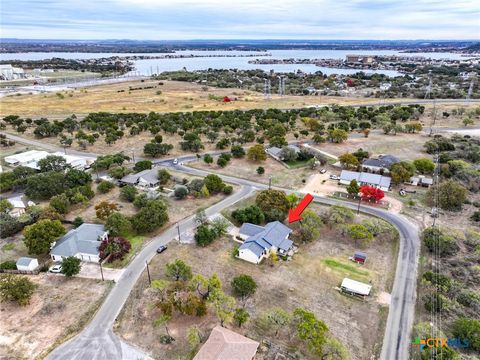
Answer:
[329, 175, 340, 180]
[156, 245, 168, 254]
[173, 158, 178, 165]
[49, 264, 62, 273]
[320, 169, 327, 174]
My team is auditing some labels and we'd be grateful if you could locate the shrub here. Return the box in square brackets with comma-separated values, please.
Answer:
[174, 185, 189, 199]
[194, 224, 217, 247]
[0, 274, 37, 305]
[422, 227, 459, 256]
[73, 216, 84, 228]
[98, 236, 132, 263]
[232, 205, 265, 225]
[223, 185, 233, 195]
[120, 185, 138, 202]
[97, 180, 115, 194]
[0, 260, 17, 270]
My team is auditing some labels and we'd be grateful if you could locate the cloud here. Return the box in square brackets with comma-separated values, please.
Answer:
[1, 0, 479, 39]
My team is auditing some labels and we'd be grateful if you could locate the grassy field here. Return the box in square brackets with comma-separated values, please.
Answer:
[0, 79, 421, 118]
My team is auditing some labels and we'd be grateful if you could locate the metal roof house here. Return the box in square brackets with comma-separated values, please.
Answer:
[193, 325, 259, 360]
[6, 195, 35, 218]
[341, 278, 372, 297]
[120, 168, 159, 188]
[238, 221, 293, 264]
[362, 155, 400, 174]
[265, 144, 301, 161]
[4, 150, 95, 170]
[16, 257, 39, 271]
[50, 224, 108, 263]
[340, 170, 392, 191]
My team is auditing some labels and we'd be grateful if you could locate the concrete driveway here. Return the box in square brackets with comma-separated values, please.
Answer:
[78, 263, 125, 282]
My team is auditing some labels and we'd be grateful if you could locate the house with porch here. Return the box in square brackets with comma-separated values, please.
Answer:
[119, 168, 159, 189]
[237, 221, 293, 264]
[50, 224, 108, 263]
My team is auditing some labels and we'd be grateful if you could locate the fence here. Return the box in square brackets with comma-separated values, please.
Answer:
[0, 269, 40, 275]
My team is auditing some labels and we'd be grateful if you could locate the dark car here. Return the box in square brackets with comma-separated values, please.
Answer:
[156, 245, 168, 254]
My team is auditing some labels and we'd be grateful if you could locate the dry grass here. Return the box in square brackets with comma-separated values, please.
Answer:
[0, 79, 420, 118]
[0, 274, 112, 359]
[116, 201, 399, 360]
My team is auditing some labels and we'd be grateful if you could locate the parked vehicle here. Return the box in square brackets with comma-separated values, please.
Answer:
[156, 245, 168, 254]
[49, 264, 62, 273]
[329, 175, 340, 180]
[320, 169, 327, 174]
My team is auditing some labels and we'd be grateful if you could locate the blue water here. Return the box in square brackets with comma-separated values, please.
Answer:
[0, 49, 471, 76]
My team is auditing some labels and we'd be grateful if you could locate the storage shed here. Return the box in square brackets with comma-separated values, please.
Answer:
[16, 257, 39, 271]
[353, 251, 367, 264]
[341, 278, 372, 297]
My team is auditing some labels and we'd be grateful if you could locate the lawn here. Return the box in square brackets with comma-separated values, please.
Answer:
[104, 234, 146, 269]
[322, 257, 370, 282]
[283, 158, 311, 169]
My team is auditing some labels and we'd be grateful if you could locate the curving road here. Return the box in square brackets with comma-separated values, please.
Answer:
[3, 125, 423, 359]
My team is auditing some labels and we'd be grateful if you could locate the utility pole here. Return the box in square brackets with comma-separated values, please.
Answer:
[177, 222, 181, 242]
[145, 261, 151, 286]
[269, 176, 272, 190]
[99, 261, 104, 281]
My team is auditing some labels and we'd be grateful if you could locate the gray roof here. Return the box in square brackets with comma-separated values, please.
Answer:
[51, 224, 106, 257]
[16, 257, 37, 267]
[340, 170, 391, 188]
[266, 146, 282, 157]
[363, 155, 400, 169]
[239, 223, 265, 237]
[120, 168, 159, 185]
[239, 221, 293, 256]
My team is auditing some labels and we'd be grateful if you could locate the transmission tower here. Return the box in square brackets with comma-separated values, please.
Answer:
[424, 70, 433, 100]
[277, 75, 286, 96]
[424, 70, 437, 136]
[264, 78, 271, 99]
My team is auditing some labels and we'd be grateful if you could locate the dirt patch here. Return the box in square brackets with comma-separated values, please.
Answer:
[0, 274, 112, 359]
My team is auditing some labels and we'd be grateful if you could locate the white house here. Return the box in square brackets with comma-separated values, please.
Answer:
[50, 224, 108, 263]
[0, 64, 26, 80]
[4, 150, 95, 170]
[339, 170, 392, 192]
[16, 257, 39, 271]
[237, 221, 293, 264]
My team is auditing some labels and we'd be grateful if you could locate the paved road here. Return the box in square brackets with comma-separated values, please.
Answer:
[5, 129, 423, 359]
[46, 184, 256, 360]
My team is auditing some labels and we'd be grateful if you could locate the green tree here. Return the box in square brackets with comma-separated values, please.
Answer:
[413, 158, 435, 175]
[174, 185, 189, 199]
[203, 154, 213, 165]
[339, 153, 359, 169]
[133, 160, 152, 172]
[231, 274, 257, 303]
[422, 227, 459, 256]
[346, 179, 360, 196]
[0, 172, 15, 192]
[255, 189, 289, 222]
[49, 193, 70, 214]
[247, 144, 267, 162]
[328, 129, 348, 143]
[426, 180, 466, 211]
[186, 326, 202, 351]
[265, 307, 291, 336]
[105, 212, 131, 237]
[95, 201, 118, 220]
[23, 219, 65, 255]
[38, 155, 69, 172]
[234, 308, 250, 328]
[286, 193, 299, 209]
[231, 145, 245, 158]
[61, 256, 81, 277]
[165, 259, 192, 281]
[390, 161, 415, 185]
[256, 166, 265, 175]
[191, 273, 222, 300]
[0, 199, 13, 214]
[97, 180, 115, 194]
[73, 216, 84, 228]
[295, 209, 322, 243]
[120, 185, 138, 202]
[0, 274, 37, 306]
[211, 290, 236, 327]
[293, 308, 329, 357]
[217, 157, 228, 167]
[204, 174, 225, 193]
[158, 169, 171, 185]
[131, 199, 169, 233]
[195, 224, 217, 247]
[231, 205, 265, 225]
[346, 224, 373, 246]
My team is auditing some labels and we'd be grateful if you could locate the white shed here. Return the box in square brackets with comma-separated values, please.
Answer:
[16, 257, 39, 271]
[341, 278, 372, 296]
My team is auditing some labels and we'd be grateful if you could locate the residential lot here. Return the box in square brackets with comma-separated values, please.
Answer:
[0, 274, 112, 359]
[116, 201, 399, 360]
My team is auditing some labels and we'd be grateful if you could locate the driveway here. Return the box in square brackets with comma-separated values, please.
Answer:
[78, 263, 125, 282]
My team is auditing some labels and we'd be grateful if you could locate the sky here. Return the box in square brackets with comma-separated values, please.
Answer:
[1, 0, 479, 40]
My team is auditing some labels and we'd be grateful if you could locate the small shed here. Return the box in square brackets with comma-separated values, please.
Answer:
[341, 278, 372, 297]
[353, 251, 367, 264]
[16, 257, 39, 271]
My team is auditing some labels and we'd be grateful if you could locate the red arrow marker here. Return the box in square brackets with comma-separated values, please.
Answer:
[288, 193, 314, 223]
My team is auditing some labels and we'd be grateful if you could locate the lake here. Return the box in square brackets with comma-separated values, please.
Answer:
[0, 49, 472, 77]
